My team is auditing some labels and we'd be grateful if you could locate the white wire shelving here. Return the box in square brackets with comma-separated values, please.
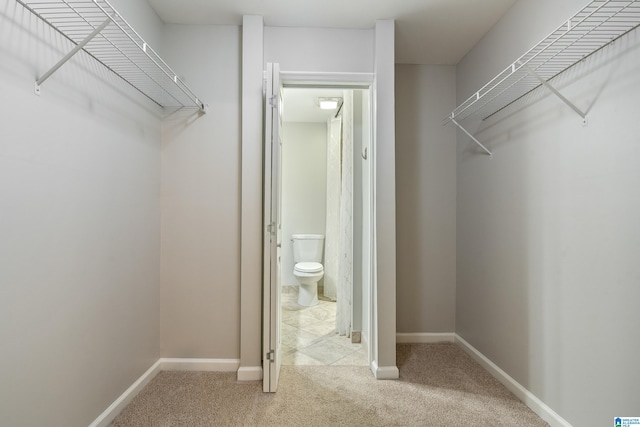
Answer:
[446, 0, 640, 158]
[17, 0, 207, 113]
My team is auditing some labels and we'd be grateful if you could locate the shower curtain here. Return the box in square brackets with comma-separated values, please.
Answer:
[324, 117, 341, 301]
[324, 91, 353, 338]
[336, 91, 353, 337]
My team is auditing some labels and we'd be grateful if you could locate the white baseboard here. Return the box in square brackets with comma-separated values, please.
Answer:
[160, 358, 240, 372]
[371, 360, 400, 380]
[89, 360, 162, 427]
[396, 332, 456, 344]
[95, 339, 569, 426]
[237, 366, 263, 381]
[90, 358, 241, 426]
[455, 334, 572, 427]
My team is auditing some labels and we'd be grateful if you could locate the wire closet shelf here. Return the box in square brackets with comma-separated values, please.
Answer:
[17, 0, 207, 112]
[445, 0, 640, 156]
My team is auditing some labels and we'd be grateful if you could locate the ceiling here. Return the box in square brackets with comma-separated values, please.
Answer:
[282, 88, 348, 123]
[147, 0, 517, 65]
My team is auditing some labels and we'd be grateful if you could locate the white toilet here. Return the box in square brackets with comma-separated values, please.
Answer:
[291, 234, 325, 307]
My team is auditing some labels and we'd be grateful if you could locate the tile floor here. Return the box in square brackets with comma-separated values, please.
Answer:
[280, 286, 368, 366]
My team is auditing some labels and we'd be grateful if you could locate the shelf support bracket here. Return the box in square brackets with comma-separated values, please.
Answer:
[35, 17, 113, 95]
[519, 62, 587, 124]
[451, 118, 493, 159]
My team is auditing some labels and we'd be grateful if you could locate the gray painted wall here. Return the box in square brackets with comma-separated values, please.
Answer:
[396, 64, 457, 333]
[0, 0, 162, 425]
[160, 24, 242, 358]
[264, 27, 374, 73]
[456, 0, 640, 425]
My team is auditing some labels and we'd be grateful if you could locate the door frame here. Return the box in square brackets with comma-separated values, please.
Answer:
[263, 70, 376, 392]
[263, 63, 282, 392]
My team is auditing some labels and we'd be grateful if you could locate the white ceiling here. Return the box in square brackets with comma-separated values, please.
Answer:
[147, 0, 517, 65]
[282, 88, 347, 123]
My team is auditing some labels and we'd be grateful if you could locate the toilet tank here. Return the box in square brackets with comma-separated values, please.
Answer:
[292, 234, 325, 263]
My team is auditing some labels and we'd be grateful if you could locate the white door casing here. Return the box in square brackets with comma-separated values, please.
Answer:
[263, 63, 282, 392]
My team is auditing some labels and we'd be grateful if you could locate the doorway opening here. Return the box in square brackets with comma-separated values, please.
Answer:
[278, 86, 372, 367]
[263, 64, 375, 392]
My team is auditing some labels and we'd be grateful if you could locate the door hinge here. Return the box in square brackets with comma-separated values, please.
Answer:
[267, 222, 276, 236]
[268, 95, 277, 108]
[266, 350, 275, 362]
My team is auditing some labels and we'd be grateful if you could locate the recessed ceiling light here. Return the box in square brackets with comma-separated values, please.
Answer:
[318, 97, 341, 110]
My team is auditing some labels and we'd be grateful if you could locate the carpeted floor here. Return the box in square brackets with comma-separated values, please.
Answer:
[110, 343, 549, 426]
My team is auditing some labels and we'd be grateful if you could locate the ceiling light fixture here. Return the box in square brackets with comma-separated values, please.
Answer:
[318, 97, 341, 110]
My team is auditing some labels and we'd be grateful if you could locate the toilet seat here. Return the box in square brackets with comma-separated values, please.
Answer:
[294, 262, 323, 273]
[292, 261, 324, 307]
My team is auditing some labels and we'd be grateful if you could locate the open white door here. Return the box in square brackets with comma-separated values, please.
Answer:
[263, 63, 282, 392]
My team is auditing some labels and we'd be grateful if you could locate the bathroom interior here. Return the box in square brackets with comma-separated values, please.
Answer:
[279, 86, 371, 366]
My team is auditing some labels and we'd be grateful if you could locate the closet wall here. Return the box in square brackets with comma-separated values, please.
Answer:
[160, 24, 242, 359]
[264, 27, 374, 73]
[456, 0, 640, 425]
[395, 64, 457, 334]
[0, 0, 162, 425]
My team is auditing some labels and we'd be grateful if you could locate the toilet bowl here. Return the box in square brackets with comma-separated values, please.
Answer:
[293, 262, 324, 306]
[291, 234, 325, 307]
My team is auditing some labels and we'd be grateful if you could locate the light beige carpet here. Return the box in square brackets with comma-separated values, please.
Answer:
[110, 343, 549, 426]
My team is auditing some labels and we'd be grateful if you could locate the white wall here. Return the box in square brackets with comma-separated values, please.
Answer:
[372, 20, 398, 376]
[160, 24, 242, 358]
[395, 64, 457, 333]
[359, 90, 372, 342]
[456, 0, 640, 425]
[0, 0, 162, 425]
[281, 123, 328, 287]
